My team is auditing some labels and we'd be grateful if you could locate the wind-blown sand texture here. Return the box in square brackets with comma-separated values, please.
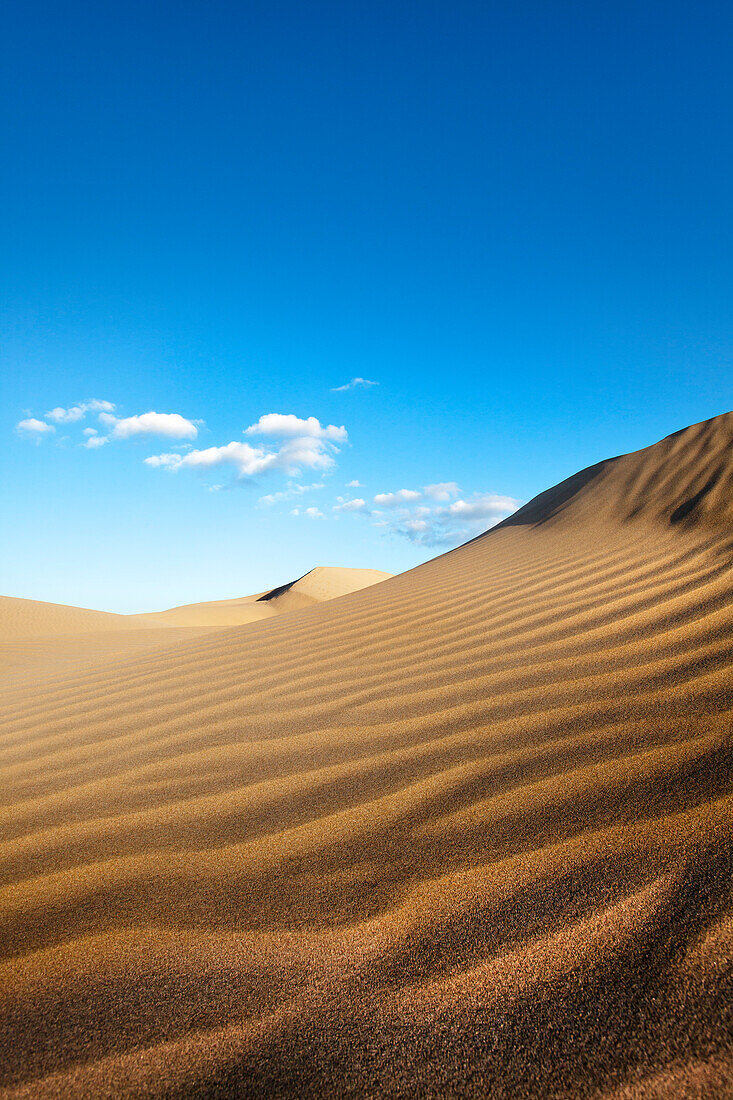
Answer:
[0, 567, 391, 690]
[1, 414, 732, 1098]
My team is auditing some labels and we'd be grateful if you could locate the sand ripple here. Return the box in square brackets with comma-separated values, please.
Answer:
[1, 415, 732, 1097]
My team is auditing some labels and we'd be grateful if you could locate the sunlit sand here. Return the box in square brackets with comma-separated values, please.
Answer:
[1, 414, 732, 1097]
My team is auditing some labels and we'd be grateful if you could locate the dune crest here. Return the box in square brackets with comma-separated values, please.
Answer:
[494, 410, 733, 531]
[1, 414, 732, 1098]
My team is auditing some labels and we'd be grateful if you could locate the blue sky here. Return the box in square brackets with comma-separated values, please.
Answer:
[2, 1, 731, 612]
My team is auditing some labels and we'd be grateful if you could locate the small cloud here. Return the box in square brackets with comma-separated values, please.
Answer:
[339, 481, 523, 547]
[17, 418, 55, 436]
[245, 413, 347, 443]
[46, 405, 85, 423]
[101, 411, 198, 440]
[45, 399, 115, 423]
[83, 427, 98, 436]
[448, 493, 519, 521]
[144, 452, 184, 469]
[258, 481, 325, 506]
[346, 479, 362, 488]
[291, 506, 324, 518]
[331, 377, 379, 393]
[400, 518, 429, 535]
[147, 429, 343, 482]
[373, 489, 423, 507]
[84, 434, 109, 449]
[423, 482, 461, 501]
[149, 414, 348, 485]
[390, 492, 521, 546]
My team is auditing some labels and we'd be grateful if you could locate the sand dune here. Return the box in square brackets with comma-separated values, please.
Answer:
[0, 567, 391, 690]
[0, 595, 136, 639]
[138, 567, 393, 626]
[1, 413, 732, 1097]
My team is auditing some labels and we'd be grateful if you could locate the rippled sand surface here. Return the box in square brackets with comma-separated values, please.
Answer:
[1, 414, 732, 1098]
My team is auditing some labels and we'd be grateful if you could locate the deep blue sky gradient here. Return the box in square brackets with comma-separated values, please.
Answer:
[2, 2, 731, 610]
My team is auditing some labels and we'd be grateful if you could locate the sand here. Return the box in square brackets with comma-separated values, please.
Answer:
[137, 567, 393, 625]
[0, 567, 392, 691]
[0, 413, 731, 1098]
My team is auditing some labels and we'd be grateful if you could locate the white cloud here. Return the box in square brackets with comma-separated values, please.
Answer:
[148, 414, 348, 485]
[258, 482, 325, 506]
[274, 435, 342, 472]
[348, 482, 522, 547]
[41, 401, 196, 447]
[145, 441, 272, 475]
[146, 411, 346, 481]
[245, 413, 347, 443]
[100, 411, 198, 440]
[333, 497, 367, 513]
[46, 406, 84, 423]
[448, 493, 519, 520]
[27, 400, 199, 452]
[17, 418, 55, 435]
[346, 479, 362, 488]
[401, 518, 429, 534]
[331, 377, 379, 392]
[392, 492, 520, 546]
[45, 399, 115, 423]
[423, 482, 461, 501]
[84, 434, 109, 449]
[291, 506, 324, 518]
[373, 489, 423, 507]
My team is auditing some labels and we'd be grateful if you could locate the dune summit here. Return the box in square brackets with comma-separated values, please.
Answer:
[1, 413, 732, 1098]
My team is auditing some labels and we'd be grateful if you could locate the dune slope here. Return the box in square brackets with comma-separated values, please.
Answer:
[140, 566, 393, 625]
[0, 567, 391, 690]
[1, 414, 732, 1098]
[0, 595, 136, 639]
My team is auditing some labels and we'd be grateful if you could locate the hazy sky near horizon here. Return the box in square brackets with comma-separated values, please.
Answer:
[2, 1, 731, 612]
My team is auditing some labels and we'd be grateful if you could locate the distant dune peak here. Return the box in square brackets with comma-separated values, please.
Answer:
[257, 572, 308, 602]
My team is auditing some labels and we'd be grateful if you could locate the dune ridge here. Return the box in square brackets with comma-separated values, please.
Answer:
[1, 413, 732, 1097]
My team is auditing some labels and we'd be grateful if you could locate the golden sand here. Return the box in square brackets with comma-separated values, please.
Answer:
[0, 567, 391, 691]
[0, 414, 732, 1097]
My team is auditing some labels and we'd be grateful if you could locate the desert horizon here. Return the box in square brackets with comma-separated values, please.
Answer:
[0, 567, 393, 691]
[2, 411, 733, 1096]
